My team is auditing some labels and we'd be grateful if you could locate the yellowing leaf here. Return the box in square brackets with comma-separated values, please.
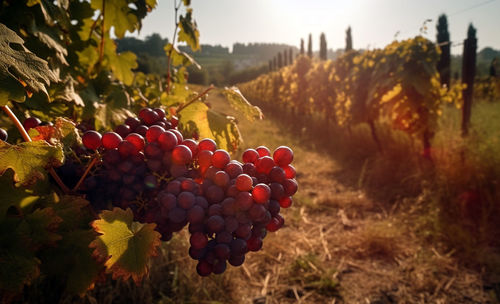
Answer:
[0, 141, 64, 186]
[177, 9, 200, 51]
[90, 0, 139, 38]
[222, 87, 263, 122]
[108, 51, 138, 85]
[90, 208, 161, 283]
[178, 101, 242, 152]
[164, 43, 200, 69]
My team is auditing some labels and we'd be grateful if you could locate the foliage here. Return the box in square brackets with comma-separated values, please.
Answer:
[0, 0, 261, 300]
[240, 36, 464, 153]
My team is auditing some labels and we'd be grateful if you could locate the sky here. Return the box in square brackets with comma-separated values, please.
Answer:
[130, 0, 500, 54]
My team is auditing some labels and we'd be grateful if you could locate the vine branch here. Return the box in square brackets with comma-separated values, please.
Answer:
[98, 0, 106, 65]
[177, 85, 214, 113]
[166, 0, 183, 94]
[1, 105, 71, 194]
[72, 155, 99, 192]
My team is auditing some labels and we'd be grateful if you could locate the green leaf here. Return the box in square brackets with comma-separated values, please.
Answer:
[90, 0, 139, 38]
[31, 25, 68, 66]
[0, 170, 39, 219]
[94, 85, 134, 130]
[178, 9, 200, 51]
[0, 141, 64, 186]
[40, 229, 101, 294]
[17, 207, 62, 247]
[222, 86, 263, 121]
[90, 208, 161, 283]
[179, 101, 242, 152]
[164, 43, 200, 69]
[0, 246, 40, 293]
[40, 195, 100, 294]
[51, 76, 84, 106]
[108, 51, 138, 86]
[0, 23, 59, 104]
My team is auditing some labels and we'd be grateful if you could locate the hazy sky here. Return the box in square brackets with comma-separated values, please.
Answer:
[130, 0, 500, 54]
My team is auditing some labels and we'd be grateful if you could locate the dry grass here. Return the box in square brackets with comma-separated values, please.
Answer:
[72, 89, 497, 304]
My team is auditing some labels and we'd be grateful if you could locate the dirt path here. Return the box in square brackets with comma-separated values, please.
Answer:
[196, 89, 489, 304]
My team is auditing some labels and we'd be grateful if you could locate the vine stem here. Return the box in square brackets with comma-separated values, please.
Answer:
[1, 105, 71, 194]
[166, 0, 182, 94]
[98, 0, 106, 65]
[177, 85, 214, 113]
[72, 155, 99, 192]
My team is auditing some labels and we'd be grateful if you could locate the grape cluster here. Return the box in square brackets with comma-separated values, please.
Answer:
[79, 107, 298, 276]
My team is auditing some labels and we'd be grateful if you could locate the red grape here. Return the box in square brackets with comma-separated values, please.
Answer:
[82, 130, 102, 150]
[190, 232, 208, 249]
[182, 139, 198, 156]
[279, 196, 292, 208]
[0, 128, 7, 142]
[125, 133, 145, 151]
[273, 146, 293, 166]
[198, 138, 217, 152]
[23, 117, 41, 131]
[242, 148, 259, 163]
[283, 179, 298, 196]
[283, 164, 296, 179]
[145, 125, 165, 143]
[235, 174, 253, 192]
[197, 150, 213, 168]
[125, 117, 141, 129]
[158, 131, 178, 151]
[256, 156, 275, 174]
[172, 145, 192, 165]
[114, 124, 131, 138]
[256, 146, 271, 157]
[212, 149, 230, 169]
[252, 183, 271, 204]
[101, 132, 122, 149]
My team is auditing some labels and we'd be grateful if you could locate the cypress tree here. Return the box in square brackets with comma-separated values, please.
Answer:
[345, 26, 353, 51]
[319, 33, 327, 60]
[269, 60, 273, 71]
[272, 57, 277, 70]
[436, 14, 451, 88]
[300, 39, 304, 55]
[490, 58, 497, 77]
[289, 48, 293, 64]
[284, 50, 288, 66]
[461, 23, 477, 137]
[277, 52, 283, 68]
[307, 34, 313, 58]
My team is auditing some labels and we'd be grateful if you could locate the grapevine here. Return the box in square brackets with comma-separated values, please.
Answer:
[0, 0, 294, 300]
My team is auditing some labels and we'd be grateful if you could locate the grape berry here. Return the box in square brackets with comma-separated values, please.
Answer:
[77, 107, 298, 276]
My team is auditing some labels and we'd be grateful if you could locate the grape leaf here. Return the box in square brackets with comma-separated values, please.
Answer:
[0, 23, 58, 105]
[52, 76, 85, 106]
[90, 208, 161, 283]
[0, 141, 64, 186]
[17, 207, 62, 248]
[40, 229, 102, 294]
[108, 51, 138, 86]
[0, 243, 40, 293]
[29, 117, 81, 148]
[94, 85, 134, 130]
[178, 9, 200, 51]
[38, 195, 100, 294]
[0, 170, 39, 219]
[179, 101, 242, 152]
[31, 25, 68, 66]
[90, 0, 139, 38]
[222, 87, 263, 121]
[164, 43, 200, 69]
